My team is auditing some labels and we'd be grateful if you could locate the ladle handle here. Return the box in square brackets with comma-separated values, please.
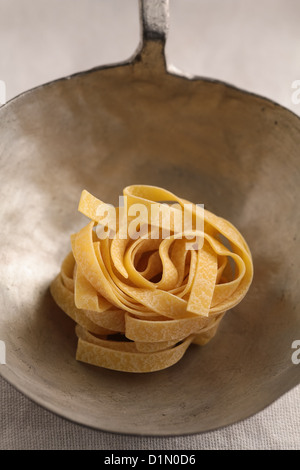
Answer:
[140, 0, 169, 42]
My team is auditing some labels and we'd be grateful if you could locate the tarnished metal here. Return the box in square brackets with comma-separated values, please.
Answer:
[0, 1, 299, 436]
[141, 0, 169, 40]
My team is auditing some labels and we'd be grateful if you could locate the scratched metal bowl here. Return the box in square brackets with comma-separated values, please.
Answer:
[0, 0, 299, 436]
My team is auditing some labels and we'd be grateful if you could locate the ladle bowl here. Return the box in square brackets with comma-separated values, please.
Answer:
[0, 0, 299, 435]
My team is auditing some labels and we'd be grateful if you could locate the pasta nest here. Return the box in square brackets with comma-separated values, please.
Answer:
[51, 185, 253, 372]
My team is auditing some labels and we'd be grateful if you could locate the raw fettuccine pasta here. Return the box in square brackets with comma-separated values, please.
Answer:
[50, 185, 253, 373]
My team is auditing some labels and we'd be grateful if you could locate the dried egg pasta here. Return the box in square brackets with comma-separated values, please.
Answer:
[50, 185, 253, 373]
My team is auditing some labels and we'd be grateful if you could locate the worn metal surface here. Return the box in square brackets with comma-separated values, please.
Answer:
[141, 0, 169, 40]
[0, 0, 299, 435]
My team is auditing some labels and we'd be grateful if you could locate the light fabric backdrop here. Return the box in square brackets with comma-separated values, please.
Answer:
[0, 0, 299, 450]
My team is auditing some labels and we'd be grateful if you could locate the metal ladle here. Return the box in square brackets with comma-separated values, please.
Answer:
[0, 0, 299, 435]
